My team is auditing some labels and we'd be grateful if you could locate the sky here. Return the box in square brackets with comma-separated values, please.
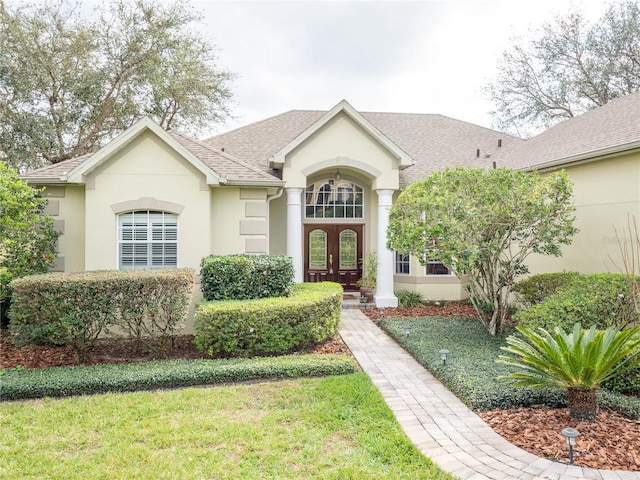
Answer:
[192, 0, 611, 135]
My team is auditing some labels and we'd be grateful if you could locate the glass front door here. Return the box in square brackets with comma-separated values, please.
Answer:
[304, 224, 363, 290]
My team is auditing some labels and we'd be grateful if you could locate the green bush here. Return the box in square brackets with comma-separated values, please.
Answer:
[379, 316, 640, 418]
[9, 269, 194, 361]
[200, 254, 294, 301]
[513, 274, 635, 332]
[0, 355, 359, 401]
[395, 289, 424, 308]
[512, 271, 580, 305]
[194, 282, 342, 357]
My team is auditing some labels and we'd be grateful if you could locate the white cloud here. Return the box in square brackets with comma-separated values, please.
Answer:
[195, 0, 612, 133]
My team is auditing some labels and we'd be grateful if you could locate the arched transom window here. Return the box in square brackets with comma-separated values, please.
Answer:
[118, 211, 178, 269]
[305, 180, 363, 219]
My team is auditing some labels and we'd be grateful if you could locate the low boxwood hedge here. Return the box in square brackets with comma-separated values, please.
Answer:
[9, 269, 194, 361]
[200, 254, 294, 301]
[0, 354, 359, 401]
[194, 282, 342, 357]
[379, 315, 640, 418]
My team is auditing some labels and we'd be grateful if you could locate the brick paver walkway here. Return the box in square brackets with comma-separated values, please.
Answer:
[338, 308, 640, 480]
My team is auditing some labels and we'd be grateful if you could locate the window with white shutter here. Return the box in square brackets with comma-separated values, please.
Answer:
[118, 211, 178, 269]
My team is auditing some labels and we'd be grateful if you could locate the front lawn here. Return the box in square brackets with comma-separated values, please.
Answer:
[1, 373, 456, 480]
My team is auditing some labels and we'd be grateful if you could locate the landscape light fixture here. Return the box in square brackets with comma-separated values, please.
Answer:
[403, 326, 411, 337]
[439, 349, 450, 365]
[561, 427, 580, 465]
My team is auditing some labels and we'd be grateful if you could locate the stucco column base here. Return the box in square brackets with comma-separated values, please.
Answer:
[374, 293, 398, 308]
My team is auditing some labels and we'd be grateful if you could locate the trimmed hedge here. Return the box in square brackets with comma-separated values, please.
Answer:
[194, 282, 342, 357]
[200, 254, 294, 301]
[379, 316, 640, 418]
[513, 273, 636, 332]
[512, 272, 580, 305]
[9, 269, 194, 361]
[0, 354, 359, 401]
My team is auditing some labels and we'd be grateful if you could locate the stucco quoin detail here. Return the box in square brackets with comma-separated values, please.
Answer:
[110, 197, 185, 214]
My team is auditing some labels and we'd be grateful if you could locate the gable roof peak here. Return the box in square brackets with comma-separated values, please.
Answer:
[269, 99, 414, 169]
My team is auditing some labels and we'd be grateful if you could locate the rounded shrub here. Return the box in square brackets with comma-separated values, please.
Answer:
[513, 273, 635, 332]
[512, 271, 580, 306]
[194, 282, 342, 357]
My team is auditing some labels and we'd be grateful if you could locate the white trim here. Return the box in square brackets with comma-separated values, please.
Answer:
[394, 251, 411, 276]
[116, 210, 179, 270]
[270, 100, 414, 169]
[66, 117, 221, 185]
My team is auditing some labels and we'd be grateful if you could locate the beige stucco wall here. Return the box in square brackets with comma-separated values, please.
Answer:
[392, 257, 469, 301]
[283, 112, 400, 191]
[84, 130, 211, 273]
[211, 187, 270, 255]
[526, 152, 640, 275]
[42, 185, 86, 273]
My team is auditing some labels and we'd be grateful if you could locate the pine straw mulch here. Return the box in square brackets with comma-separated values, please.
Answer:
[2, 302, 639, 472]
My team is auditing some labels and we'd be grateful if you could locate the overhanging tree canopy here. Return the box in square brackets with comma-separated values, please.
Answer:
[0, 0, 235, 171]
[387, 167, 578, 336]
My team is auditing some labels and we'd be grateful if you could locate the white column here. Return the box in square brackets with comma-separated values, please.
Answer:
[286, 187, 304, 283]
[374, 189, 398, 308]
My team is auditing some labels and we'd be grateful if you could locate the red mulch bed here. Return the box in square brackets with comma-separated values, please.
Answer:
[361, 304, 640, 473]
[2, 302, 639, 472]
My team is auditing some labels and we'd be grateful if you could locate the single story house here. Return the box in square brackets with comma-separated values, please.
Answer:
[22, 92, 640, 329]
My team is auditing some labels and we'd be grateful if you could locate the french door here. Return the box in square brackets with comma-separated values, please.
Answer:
[304, 224, 363, 290]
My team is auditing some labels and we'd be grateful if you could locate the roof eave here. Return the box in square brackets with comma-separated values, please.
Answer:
[269, 100, 414, 168]
[221, 178, 285, 188]
[65, 117, 222, 185]
[519, 140, 640, 172]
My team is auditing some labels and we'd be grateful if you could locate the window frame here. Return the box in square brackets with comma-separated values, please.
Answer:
[117, 210, 179, 270]
[394, 251, 411, 275]
[424, 258, 452, 276]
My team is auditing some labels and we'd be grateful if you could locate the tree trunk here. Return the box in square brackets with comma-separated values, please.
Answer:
[567, 387, 598, 421]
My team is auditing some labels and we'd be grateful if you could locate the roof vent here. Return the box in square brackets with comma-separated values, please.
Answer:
[221, 147, 225, 152]
[498, 139, 502, 148]
[476, 149, 480, 158]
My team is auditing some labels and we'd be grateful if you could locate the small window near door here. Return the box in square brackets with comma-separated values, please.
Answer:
[395, 251, 410, 275]
[118, 211, 177, 269]
[305, 180, 363, 219]
[425, 260, 450, 275]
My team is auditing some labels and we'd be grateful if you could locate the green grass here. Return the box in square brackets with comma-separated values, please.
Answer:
[380, 316, 640, 417]
[0, 373, 456, 480]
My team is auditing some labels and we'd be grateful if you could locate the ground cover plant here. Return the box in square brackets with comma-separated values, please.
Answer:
[1, 374, 456, 480]
[0, 354, 358, 401]
[378, 313, 640, 471]
[379, 315, 640, 418]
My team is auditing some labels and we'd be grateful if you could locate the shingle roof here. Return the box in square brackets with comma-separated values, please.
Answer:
[167, 130, 281, 183]
[206, 110, 522, 188]
[21, 154, 90, 182]
[503, 91, 640, 170]
[22, 92, 640, 187]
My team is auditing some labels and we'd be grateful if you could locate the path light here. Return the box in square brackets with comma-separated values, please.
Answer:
[439, 349, 450, 365]
[403, 325, 411, 337]
[378, 307, 385, 318]
[561, 427, 580, 465]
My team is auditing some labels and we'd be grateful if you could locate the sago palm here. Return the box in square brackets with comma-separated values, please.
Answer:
[498, 323, 640, 421]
